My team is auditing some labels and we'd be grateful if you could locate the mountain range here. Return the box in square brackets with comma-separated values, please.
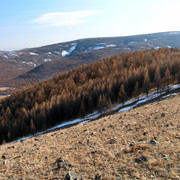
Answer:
[1, 31, 180, 93]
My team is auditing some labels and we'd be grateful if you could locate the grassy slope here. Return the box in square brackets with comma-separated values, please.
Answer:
[0, 93, 179, 179]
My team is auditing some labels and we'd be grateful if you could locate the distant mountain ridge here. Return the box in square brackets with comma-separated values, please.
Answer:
[0, 31, 180, 89]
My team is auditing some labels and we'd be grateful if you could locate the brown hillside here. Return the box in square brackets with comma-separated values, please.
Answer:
[0, 93, 179, 179]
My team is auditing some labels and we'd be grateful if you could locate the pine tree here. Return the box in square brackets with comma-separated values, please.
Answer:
[143, 69, 150, 96]
[154, 66, 161, 92]
[164, 68, 171, 92]
[118, 84, 127, 104]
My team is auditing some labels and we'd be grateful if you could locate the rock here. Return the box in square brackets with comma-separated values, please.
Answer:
[161, 113, 165, 117]
[129, 143, 135, 147]
[2, 155, 6, 159]
[150, 138, 157, 145]
[162, 154, 168, 160]
[143, 132, 147, 136]
[109, 137, 117, 144]
[135, 158, 142, 164]
[102, 128, 106, 131]
[94, 174, 101, 180]
[3, 160, 10, 165]
[140, 156, 148, 162]
[56, 158, 64, 163]
[65, 171, 80, 180]
[56, 158, 66, 169]
[135, 156, 148, 163]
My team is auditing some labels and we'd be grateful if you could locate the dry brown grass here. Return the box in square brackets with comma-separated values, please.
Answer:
[0, 93, 179, 179]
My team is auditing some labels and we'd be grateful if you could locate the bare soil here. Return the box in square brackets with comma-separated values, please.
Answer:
[0, 93, 179, 179]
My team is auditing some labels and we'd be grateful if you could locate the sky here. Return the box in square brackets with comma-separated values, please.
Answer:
[0, 0, 180, 51]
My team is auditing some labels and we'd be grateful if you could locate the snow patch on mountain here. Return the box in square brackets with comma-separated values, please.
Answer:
[22, 61, 36, 67]
[167, 45, 171, 48]
[3, 54, 8, 58]
[61, 43, 77, 57]
[94, 46, 105, 50]
[106, 44, 116, 47]
[128, 41, 137, 45]
[44, 58, 52, 62]
[30, 52, 39, 56]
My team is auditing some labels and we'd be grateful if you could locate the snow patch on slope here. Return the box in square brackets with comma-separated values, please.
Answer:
[30, 52, 39, 56]
[94, 46, 105, 50]
[22, 61, 37, 67]
[3, 54, 8, 58]
[61, 43, 77, 57]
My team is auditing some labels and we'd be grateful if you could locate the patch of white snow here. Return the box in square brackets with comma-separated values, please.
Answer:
[3, 54, 8, 58]
[167, 46, 171, 48]
[94, 46, 105, 50]
[44, 58, 52, 62]
[106, 44, 116, 47]
[30, 52, 39, 56]
[61, 43, 77, 57]
[61, 50, 69, 57]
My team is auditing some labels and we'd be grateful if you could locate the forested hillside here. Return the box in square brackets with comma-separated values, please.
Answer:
[0, 48, 180, 144]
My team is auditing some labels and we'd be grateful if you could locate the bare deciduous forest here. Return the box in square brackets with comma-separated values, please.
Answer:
[0, 48, 180, 144]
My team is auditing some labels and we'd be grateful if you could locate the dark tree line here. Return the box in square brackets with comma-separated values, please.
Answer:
[0, 48, 180, 144]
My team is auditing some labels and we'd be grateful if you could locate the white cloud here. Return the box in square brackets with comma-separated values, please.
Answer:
[32, 10, 103, 27]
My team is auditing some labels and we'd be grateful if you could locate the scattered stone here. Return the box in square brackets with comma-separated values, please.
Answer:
[2, 155, 6, 159]
[34, 138, 39, 141]
[166, 124, 169, 127]
[162, 154, 168, 160]
[3, 160, 10, 165]
[102, 128, 106, 131]
[90, 132, 94, 136]
[56, 158, 71, 170]
[154, 136, 158, 140]
[161, 113, 165, 117]
[135, 156, 148, 163]
[65, 171, 80, 180]
[149, 138, 158, 145]
[129, 143, 135, 147]
[94, 174, 101, 180]
[109, 137, 117, 144]
[135, 158, 142, 164]
[8, 146, 14, 149]
[56, 157, 64, 163]
[143, 132, 147, 136]
[140, 156, 148, 162]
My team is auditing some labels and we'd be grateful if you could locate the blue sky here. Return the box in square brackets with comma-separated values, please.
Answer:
[0, 0, 180, 50]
